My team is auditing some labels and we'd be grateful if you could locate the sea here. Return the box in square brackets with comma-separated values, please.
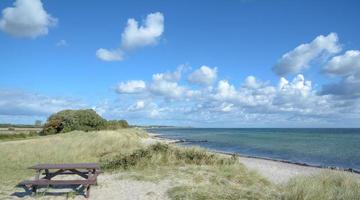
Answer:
[147, 128, 360, 171]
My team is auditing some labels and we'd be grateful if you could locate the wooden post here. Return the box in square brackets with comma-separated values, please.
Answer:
[45, 169, 50, 180]
[35, 169, 41, 180]
[85, 185, 90, 198]
[32, 185, 37, 195]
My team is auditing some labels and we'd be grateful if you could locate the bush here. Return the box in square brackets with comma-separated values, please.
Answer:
[42, 109, 107, 135]
[105, 120, 129, 130]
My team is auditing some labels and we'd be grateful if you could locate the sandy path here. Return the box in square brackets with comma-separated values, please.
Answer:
[8, 173, 173, 200]
[85, 173, 173, 200]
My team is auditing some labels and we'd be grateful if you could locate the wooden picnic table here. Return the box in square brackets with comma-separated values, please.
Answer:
[20, 163, 101, 198]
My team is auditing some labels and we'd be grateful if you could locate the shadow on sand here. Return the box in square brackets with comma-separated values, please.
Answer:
[12, 184, 87, 198]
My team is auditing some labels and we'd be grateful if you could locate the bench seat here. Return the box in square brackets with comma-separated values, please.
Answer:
[19, 179, 96, 198]
[20, 178, 96, 186]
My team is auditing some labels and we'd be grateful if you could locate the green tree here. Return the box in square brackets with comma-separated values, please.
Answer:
[42, 109, 106, 135]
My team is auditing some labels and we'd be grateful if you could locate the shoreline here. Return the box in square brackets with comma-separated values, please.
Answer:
[148, 132, 360, 183]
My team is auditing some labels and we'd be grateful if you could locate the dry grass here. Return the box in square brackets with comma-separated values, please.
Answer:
[103, 143, 280, 199]
[1, 128, 359, 200]
[0, 128, 146, 189]
[281, 171, 360, 200]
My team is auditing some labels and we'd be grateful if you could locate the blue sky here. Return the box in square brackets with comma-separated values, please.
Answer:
[1, 0, 360, 127]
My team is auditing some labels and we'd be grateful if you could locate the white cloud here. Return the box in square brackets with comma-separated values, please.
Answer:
[188, 66, 217, 86]
[321, 50, 360, 97]
[128, 100, 146, 111]
[149, 74, 186, 99]
[56, 39, 68, 47]
[273, 33, 341, 76]
[153, 66, 183, 82]
[116, 80, 146, 93]
[214, 80, 237, 101]
[278, 74, 312, 97]
[121, 12, 164, 50]
[110, 66, 360, 127]
[96, 12, 164, 62]
[0, 0, 57, 38]
[244, 76, 260, 89]
[96, 48, 123, 62]
[323, 50, 360, 76]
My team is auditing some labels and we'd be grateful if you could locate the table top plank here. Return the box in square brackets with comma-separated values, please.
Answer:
[28, 163, 100, 170]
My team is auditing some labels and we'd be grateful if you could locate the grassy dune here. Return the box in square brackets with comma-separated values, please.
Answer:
[0, 128, 359, 199]
[0, 129, 146, 187]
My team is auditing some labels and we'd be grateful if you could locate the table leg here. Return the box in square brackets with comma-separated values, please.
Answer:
[35, 169, 42, 180]
[88, 169, 92, 179]
[45, 169, 50, 180]
[85, 185, 90, 198]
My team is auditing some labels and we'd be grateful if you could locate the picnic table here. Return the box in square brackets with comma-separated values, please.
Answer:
[19, 163, 101, 198]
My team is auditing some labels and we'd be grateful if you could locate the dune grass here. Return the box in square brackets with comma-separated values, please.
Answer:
[0, 128, 146, 188]
[102, 142, 280, 199]
[281, 172, 360, 200]
[0, 132, 39, 141]
[1, 128, 359, 200]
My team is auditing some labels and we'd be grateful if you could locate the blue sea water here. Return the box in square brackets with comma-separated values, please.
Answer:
[147, 128, 360, 170]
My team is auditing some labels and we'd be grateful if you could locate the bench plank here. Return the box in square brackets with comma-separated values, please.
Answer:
[20, 179, 96, 186]
[29, 163, 100, 170]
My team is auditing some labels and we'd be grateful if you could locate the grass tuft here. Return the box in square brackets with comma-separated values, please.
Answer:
[281, 171, 360, 200]
[101, 143, 237, 170]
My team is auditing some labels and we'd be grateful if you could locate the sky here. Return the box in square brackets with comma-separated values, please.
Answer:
[1, 0, 360, 127]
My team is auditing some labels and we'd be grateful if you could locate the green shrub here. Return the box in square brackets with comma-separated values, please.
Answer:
[42, 109, 106, 135]
[41, 109, 130, 135]
[105, 120, 129, 129]
[0, 133, 37, 140]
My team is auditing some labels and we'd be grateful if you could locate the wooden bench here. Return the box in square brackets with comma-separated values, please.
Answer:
[19, 163, 101, 198]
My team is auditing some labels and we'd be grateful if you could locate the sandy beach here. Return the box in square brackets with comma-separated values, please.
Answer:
[147, 133, 359, 184]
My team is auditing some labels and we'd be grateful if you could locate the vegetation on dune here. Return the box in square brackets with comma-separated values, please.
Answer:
[105, 120, 129, 130]
[0, 129, 146, 187]
[102, 143, 280, 199]
[0, 131, 38, 141]
[281, 172, 360, 200]
[41, 109, 129, 135]
[42, 109, 107, 135]
[101, 143, 237, 170]
[1, 128, 359, 200]
[0, 124, 42, 128]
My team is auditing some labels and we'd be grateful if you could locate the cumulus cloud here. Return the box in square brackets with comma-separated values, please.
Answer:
[214, 80, 238, 101]
[121, 12, 164, 50]
[188, 66, 217, 86]
[323, 50, 360, 76]
[96, 48, 123, 61]
[108, 64, 360, 127]
[149, 73, 186, 99]
[116, 80, 146, 93]
[128, 100, 146, 111]
[273, 33, 341, 76]
[0, 0, 57, 38]
[321, 50, 360, 97]
[96, 12, 164, 62]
